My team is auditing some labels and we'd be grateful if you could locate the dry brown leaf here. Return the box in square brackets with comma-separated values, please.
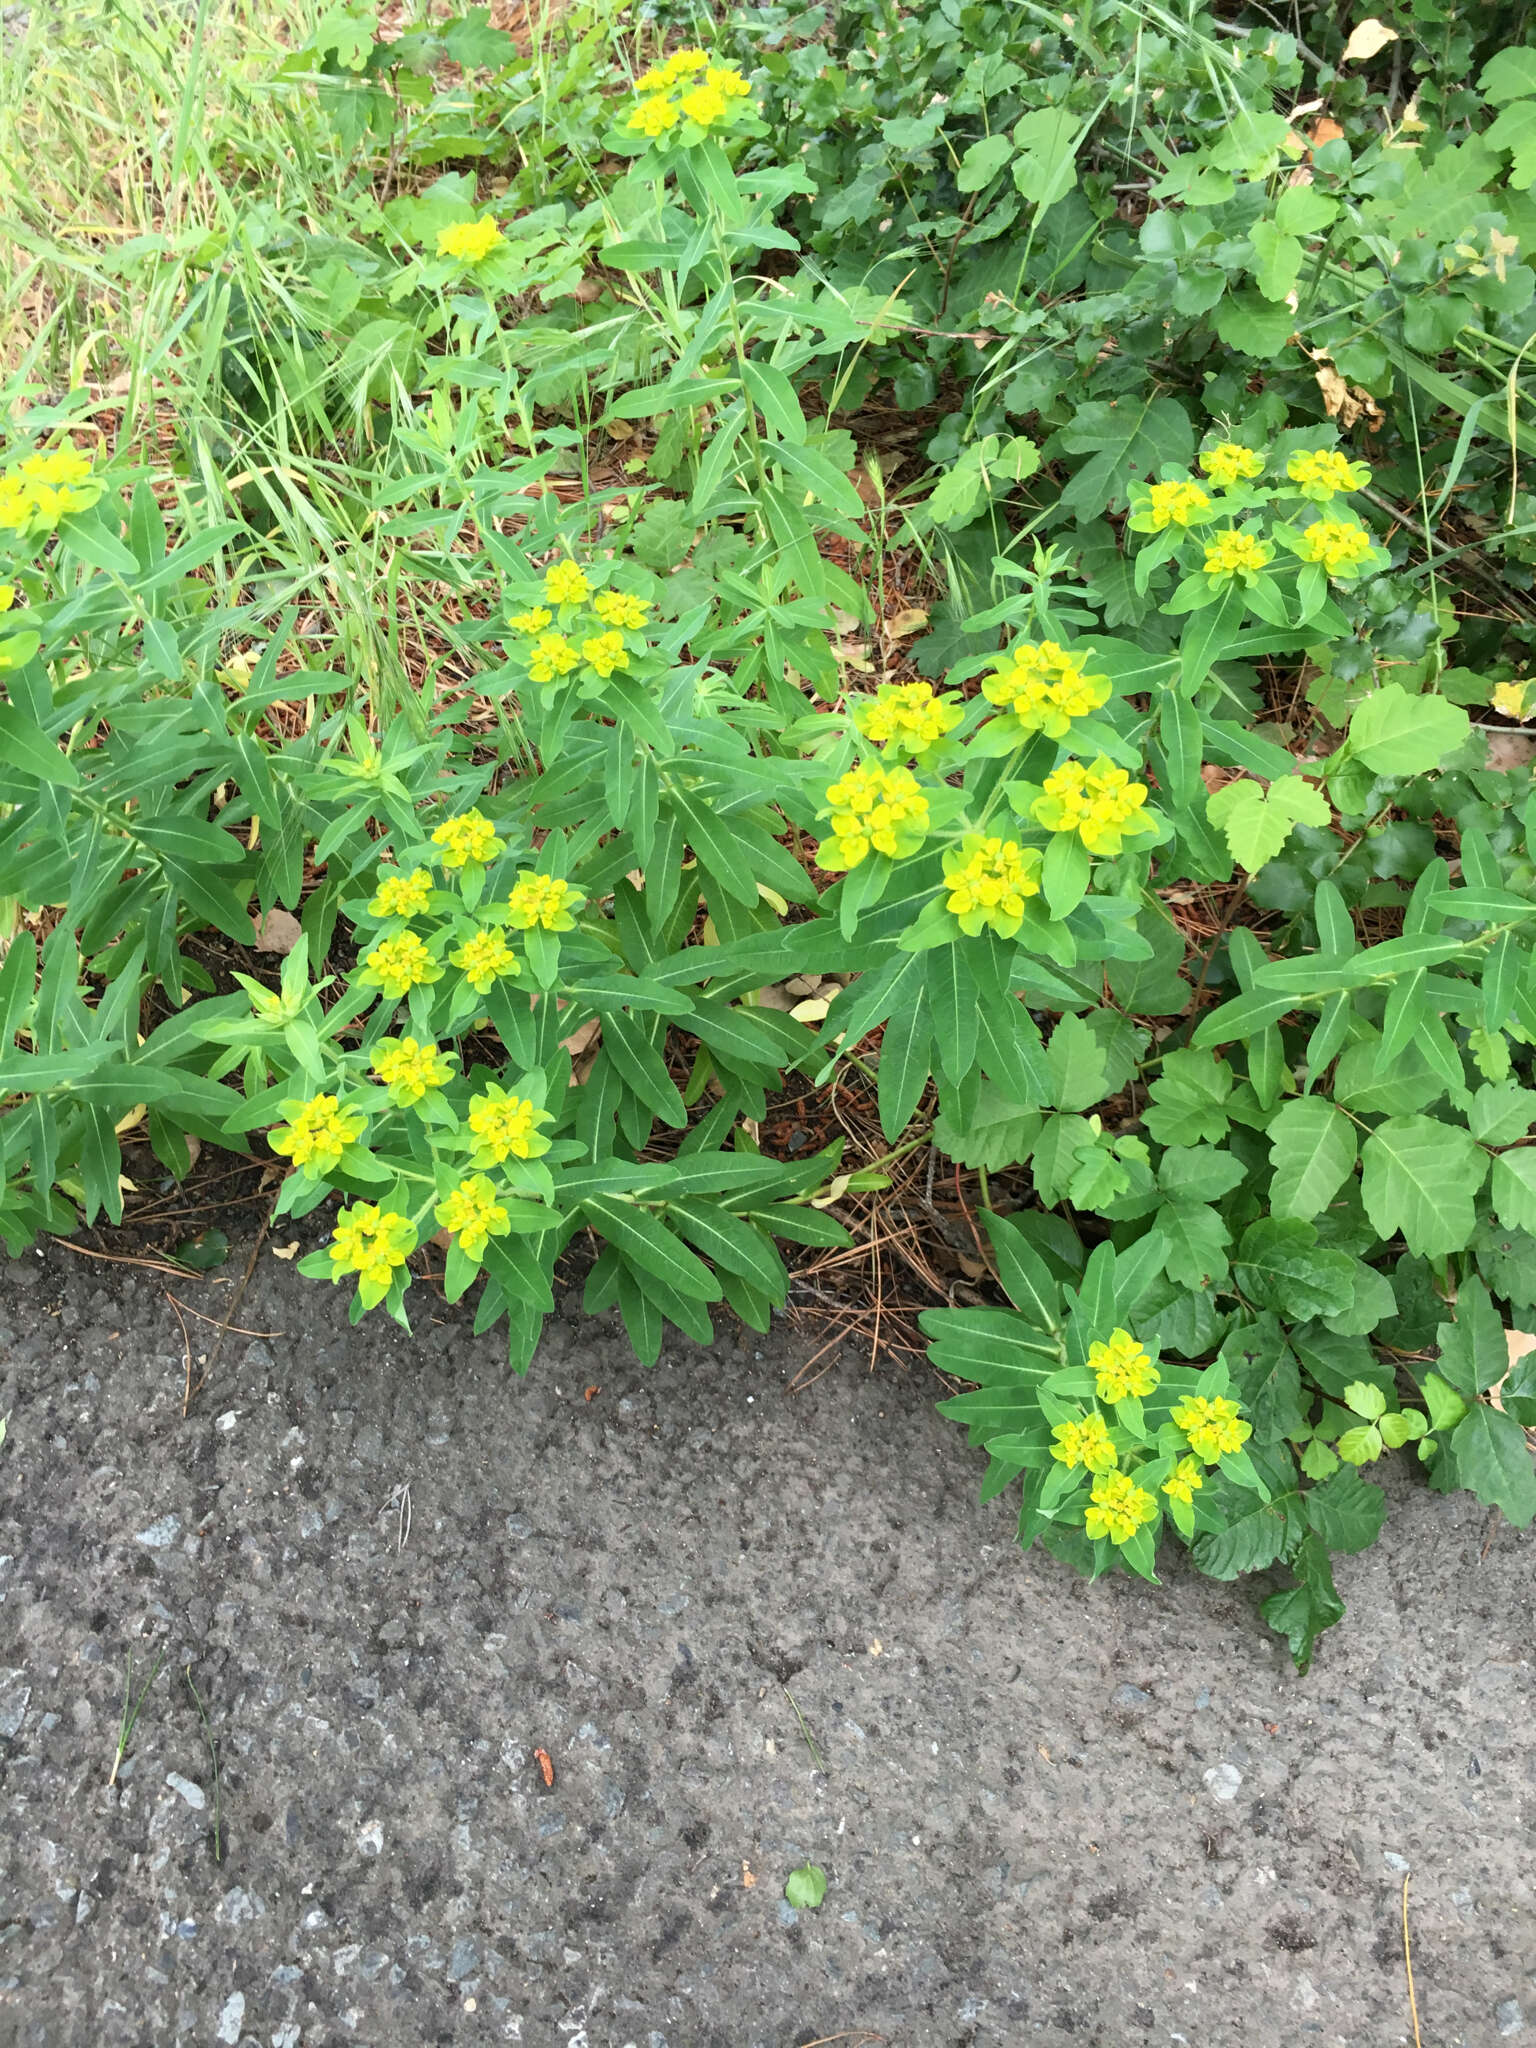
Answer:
[885, 605, 929, 638]
[1315, 362, 1385, 431]
[1312, 115, 1346, 146]
[1341, 17, 1398, 62]
[251, 907, 303, 955]
[1485, 731, 1536, 772]
[270, 1241, 301, 1261]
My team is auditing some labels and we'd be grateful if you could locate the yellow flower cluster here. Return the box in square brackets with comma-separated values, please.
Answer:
[268, 1094, 365, 1176]
[818, 762, 930, 870]
[369, 867, 434, 919]
[529, 632, 580, 682]
[467, 1088, 553, 1165]
[0, 445, 99, 535]
[942, 834, 1042, 938]
[372, 1036, 455, 1105]
[1170, 1393, 1251, 1462]
[1298, 519, 1376, 579]
[1088, 1329, 1159, 1403]
[1203, 529, 1273, 580]
[450, 928, 520, 992]
[581, 630, 629, 677]
[853, 680, 962, 756]
[1145, 479, 1211, 529]
[1287, 448, 1370, 498]
[1050, 1411, 1118, 1474]
[544, 560, 591, 605]
[1031, 757, 1150, 856]
[435, 1174, 510, 1256]
[1162, 1456, 1205, 1506]
[507, 872, 583, 931]
[361, 930, 441, 998]
[436, 219, 504, 265]
[509, 605, 552, 633]
[329, 1204, 417, 1292]
[594, 589, 651, 629]
[431, 809, 505, 869]
[1199, 442, 1264, 487]
[627, 49, 752, 137]
[1085, 1471, 1158, 1546]
[983, 640, 1111, 738]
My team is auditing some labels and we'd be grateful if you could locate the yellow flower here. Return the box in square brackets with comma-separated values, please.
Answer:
[1084, 1471, 1159, 1546]
[436, 218, 504, 264]
[1031, 756, 1151, 857]
[1492, 680, 1531, 721]
[507, 871, 583, 931]
[1162, 1456, 1205, 1507]
[466, 1087, 553, 1166]
[360, 930, 441, 998]
[544, 560, 591, 605]
[817, 762, 930, 870]
[19, 446, 92, 488]
[450, 928, 521, 993]
[982, 640, 1110, 738]
[627, 93, 680, 136]
[528, 631, 580, 683]
[372, 1035, 455, 1105]
[581, 630, 630, 677]
[267, 1093, 366, 1176]
[328, 1203, 417, 1294]
[593, 589, 652, 629]
[1297, 518, 1377, 579]
[1199, 442, 1265, 488]
[853, 680, 963, 756]
[1050, 1411, 1118, 1475]
[0, 584, 13, 613]
[368, 867, 434, 919]
[431, 808, 505, 870]
[1087, 1328, 1159, 1403]
[435, 1174, 511, 1257]
[680, 81, 728, 127]
[1144, 479, 1211, 529]
[942, 834, 1043, 938]
[1170, 1392, 1252, 1463]
[707, 63, 753, 97]
[1287, 448, 1370, 498]
[1202, 529, 1273, 580]
[508, 606, 553, 633]
[0, 477, 29, 530]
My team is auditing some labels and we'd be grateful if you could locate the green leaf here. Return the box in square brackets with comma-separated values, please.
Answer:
[1481, 46, 1536, 102]
[1490, 1148, 1536, 1234]
[1346, 685, 1470, 776]
[932, 1083, 1043, 1171]
[1157, 1145, 1246, 1204]
[1343, 1380, 1388, 1421]
[1433, 1276, 1508, 1396]
[1267, 1097, 1358, 1221]
[1207, 775, 1330, 871]
[1469, 1080, 1536, 1146]
[1420, 1370, 1470, 1433]
[0, 705, 81, 788]
[1157, 1201, 1231, 1289]
[1360, 1115, 1487, 1257]
[784, 1863, 828, 1910]
[579, 1195, 720, 1302]
[1045, 1011, 1109, 1113]
[1055, 396, 1194, 522]
[1234, 1217, 1357, 1320]
[1010, 107, 1082, 206]
[1260, 1534, 1344, 1673]
[1193, 1495, 1297, 1578]
[1447, 1405, 1536, 1527]
[957, 132, 1013, 192]
[1303, 1465, 1387, 1552]
[1248, 220, 1303, 302]
[1143, 1048, 1233, 1146]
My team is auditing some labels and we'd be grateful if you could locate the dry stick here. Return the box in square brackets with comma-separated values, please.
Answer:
[163, 1294, 282, 1339]
[1402, 1874, 1422, 2048]
[49, 1237, 227, 1282]
[183, 1204, 275, 1416]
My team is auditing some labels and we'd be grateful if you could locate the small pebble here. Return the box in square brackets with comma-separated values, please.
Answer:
[166, 1772, 205, 1810]
[1496, 1999, 1524, 2037]
[1203, 1763, 1243, 1802]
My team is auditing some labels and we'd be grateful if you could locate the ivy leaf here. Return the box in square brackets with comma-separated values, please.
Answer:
[1144, 1048, 1233, 1146]
[1054, 396, 1194, 522]
[1434, 1277, 1509, 1396]
[1207, 775, 1331, 871]
[1234, 1217, 1358, 1320]
[1359, 1116, 1488, 1257]
[1447, 1405, 1536, 1528]
[1303, 1465, 1387, 1552]
[1346, 685, 1470, 776]
[1266, 1096, 1358, 1221]
[1157, 1200, 1231, 1289]
[1259, 1533, 1344, 1673]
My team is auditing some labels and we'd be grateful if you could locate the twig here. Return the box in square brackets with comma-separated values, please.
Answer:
[163, 1294, 283, 1339]
[184, 1667, 223, 1864]
[1401, 1874, 1422, 2048]
[165, 1292, 197, 1419]
[50, 1237, 227, 1281]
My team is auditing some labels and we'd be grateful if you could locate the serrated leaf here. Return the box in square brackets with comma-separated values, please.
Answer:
[1266, 1096, 1357, 1221]
[1260, 1533, 1344, 1673]
[932, 1082, 1043, 1171]
[1433, 1276, 1508, 1395]
[1469, 1080, 1536, 1146]
[1447, 1405, 1536, 1527]
[1303, 1464, 1387, 1551]
[1360, 1115, 1487, 1256]
[1347, 685, 1470, 775]
[1045, 1011, 1110, 1112]
[1157, 1201, 1231, 1289]
[1234, 1217, 1357, 1319]
[1144, 1048, 1233, 1146]
[1490, 1148, 1536, 1234]
[1055, 395, 1194, 522]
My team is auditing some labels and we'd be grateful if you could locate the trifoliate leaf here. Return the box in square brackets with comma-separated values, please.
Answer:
[1207, 774, 1330, 872]
[1266, 1096, 1358, 1221]
[1144, 1048, 1233, 1146]
[1378, 1410, 1427, 1448]
[1468, 1080, 1536, 1146]
[1360, 1115, 1487, 1256]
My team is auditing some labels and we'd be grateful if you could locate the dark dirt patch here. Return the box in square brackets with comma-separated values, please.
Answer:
[0, 1233, 1531, 2047]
